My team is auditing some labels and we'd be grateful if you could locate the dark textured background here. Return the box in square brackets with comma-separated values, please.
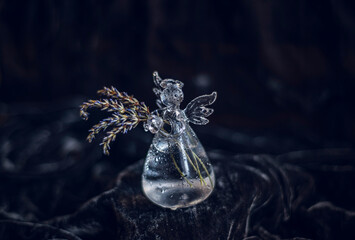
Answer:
[0, 1, 354, 239]
[1, 0, 355, 145]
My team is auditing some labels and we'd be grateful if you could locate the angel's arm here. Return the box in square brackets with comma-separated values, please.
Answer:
[143, 109, 164, 134]
[152, 71, 164, 109]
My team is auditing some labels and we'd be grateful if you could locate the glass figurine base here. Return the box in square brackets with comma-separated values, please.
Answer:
[142, 125, 215, 210]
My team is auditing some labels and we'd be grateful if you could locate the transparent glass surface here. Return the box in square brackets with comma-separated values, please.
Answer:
[142, 124, 215, 210]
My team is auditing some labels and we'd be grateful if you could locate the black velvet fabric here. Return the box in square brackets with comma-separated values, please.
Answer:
[0, 105, 354, 240]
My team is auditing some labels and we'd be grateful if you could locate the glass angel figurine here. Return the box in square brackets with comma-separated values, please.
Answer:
[80, 72, 217, 210]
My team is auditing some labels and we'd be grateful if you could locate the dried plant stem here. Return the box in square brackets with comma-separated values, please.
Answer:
[80, 86, 150, 155]
[86, 116, 116, 143]
[186, 129, 212, 186]
[191, 149, 207, 186]
[161, 121, 211, 187]
[192, 151, 214, 187]
[171, 153, 193, 187]
[176, 142, 206, 186]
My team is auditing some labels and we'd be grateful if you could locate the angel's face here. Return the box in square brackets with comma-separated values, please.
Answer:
[160, 82, 184, 108]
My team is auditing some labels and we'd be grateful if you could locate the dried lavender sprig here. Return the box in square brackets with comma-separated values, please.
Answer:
[86, 116, 117, 143]
[79, 87, 150, 155]
[97, 86, 140, 106]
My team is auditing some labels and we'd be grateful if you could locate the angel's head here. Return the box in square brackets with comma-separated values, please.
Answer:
[160, 79, 184, 108]
[153, 72, 184, 108]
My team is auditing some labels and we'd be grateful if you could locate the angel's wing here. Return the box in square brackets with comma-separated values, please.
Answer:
[184, 92, 217, 125]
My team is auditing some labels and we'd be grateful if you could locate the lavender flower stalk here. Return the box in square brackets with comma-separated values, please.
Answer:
[80, 86, 150, 155]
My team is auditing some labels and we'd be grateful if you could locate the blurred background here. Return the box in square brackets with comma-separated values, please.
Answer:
[0, 0, 355, 233]
[0, 0, 354, 149]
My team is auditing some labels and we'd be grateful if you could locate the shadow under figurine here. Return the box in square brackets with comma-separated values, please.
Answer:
[80, 72, 217, 210]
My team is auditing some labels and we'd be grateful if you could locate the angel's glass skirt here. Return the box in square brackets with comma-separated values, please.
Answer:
[142, 124, 215, 210]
